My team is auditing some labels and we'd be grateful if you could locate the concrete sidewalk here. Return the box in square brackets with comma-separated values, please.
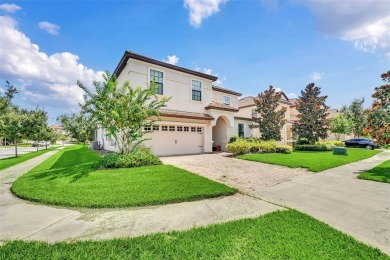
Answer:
[256, 150, 390, 255]
[0, 150, 281, 244]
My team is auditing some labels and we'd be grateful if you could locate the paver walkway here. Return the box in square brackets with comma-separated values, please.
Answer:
[0, 150, 281, 244]
[163, 151, 390, 255]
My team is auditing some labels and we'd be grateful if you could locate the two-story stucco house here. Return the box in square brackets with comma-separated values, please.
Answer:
[95, 51, 242, 156]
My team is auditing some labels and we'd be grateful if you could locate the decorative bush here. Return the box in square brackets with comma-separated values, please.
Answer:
[316, 140, 345, 147]
[101, 149, 162, 168]
[227, 139, 278, 155]
[294, 145, 331, 151]
[229, 135, 238, 144]
[276, 145, 293, 154]
[296, 138, 310, 145]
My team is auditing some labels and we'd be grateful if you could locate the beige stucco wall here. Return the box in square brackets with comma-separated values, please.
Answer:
[116, 59, 214, 114]
[211, 90, 239, 109]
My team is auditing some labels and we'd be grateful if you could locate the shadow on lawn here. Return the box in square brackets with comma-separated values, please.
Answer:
[28, 150, 100, 183]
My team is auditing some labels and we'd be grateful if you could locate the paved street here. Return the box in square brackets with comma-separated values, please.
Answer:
[0, 147, 46, 160]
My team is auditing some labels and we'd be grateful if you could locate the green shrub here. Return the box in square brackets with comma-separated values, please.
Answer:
[316, 140, 345, 147]
[226, 139, 251, 155]
[229, 135, 238, 144]
[294, 145, 331, 151]
[296, 138, 310, 145]
[227, 139, 277, 155]
[101, 149, 162, 168]
[276, 145, 293, 154]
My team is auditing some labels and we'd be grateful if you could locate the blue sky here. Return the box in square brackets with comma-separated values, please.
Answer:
[0, 0, 389, 124]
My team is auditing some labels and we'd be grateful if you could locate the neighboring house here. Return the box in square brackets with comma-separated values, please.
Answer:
[49, 125, 70, 144]
[95, 51, 242, 156]
[94, 51, 349, 156]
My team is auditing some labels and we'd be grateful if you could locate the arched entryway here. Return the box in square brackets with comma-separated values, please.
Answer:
[212, 116, 228, 152]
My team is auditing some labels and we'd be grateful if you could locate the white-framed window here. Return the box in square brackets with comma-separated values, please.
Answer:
[150, 69, 163, 95]
[191, 127, 196, 132]
[162, 126, 168, 131]
[238, 123, 245, 137]
[169, 126, 175, 131]
[197, 127, 202, 133]
[223, 96, 230, 105]
[153, 125, 159, 131]
[184, 126, 189, 132]
[177, 126, 183, 131]
[192, 80, 202, 101]
[109, 137, 116, 146]
[144, 126, 151, 131]
[251, 108, 257, 118]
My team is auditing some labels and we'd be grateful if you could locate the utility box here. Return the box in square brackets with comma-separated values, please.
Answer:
[333, 146, 348, 156]
[91, 141, 100, 150]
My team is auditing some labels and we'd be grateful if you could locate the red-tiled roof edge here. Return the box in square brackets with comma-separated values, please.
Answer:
[114, 51, 218, 81]
[158, 109, 214, 121]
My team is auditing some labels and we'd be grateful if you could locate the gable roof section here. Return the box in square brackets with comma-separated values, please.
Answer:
[114, 51, 218, 81]
[212, 86, 242, 96]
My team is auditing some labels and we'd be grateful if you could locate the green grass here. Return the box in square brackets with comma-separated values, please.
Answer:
[358, 159, 390, 183]
[11, 145, 236, 208]
[0, 147, 58, 171]
[238, 149, 381, 172]
[1, 210, 388, 259]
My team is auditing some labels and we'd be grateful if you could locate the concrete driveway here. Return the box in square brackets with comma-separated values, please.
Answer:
[162, 151, 390, 254]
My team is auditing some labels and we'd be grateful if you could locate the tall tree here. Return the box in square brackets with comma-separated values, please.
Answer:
[25, 107, 49, 151]
[329, 114, 352, 141]
[293, 83, 330, 144]
[364, 70, 390, 145]
[0, 81, 18, 113]
[0, 107, 29, 157]
[78, 71, 170, 154]
[251, 85, 287, 141]
[340, 98, 366, 137]
[57, 112, 95, 147]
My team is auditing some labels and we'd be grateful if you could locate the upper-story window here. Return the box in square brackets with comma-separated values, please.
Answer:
[251, 108, 257, 118]
[150, 69, 163, 95]
[192, 80, 202, 101]
[223, 96, 230, 105]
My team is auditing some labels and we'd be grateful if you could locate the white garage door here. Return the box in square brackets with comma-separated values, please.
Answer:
[146, 125, 204, 156]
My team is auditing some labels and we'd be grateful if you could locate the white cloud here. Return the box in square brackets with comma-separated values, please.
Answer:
[0, 3, 21, 13]
[310, 72, 324, 81]
[274, 87, 282, 92]
[38, 21, 60, 35]
[163, 55, 179, 65]
[203, 68, 212, 74]
[287, 92, 298, 99]
[0, 15, 103, 110]
[184, 0, 228, 27]
[299, 0, 390, 57]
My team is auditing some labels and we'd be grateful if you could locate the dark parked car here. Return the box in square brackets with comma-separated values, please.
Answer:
[343, 138, 379, 150]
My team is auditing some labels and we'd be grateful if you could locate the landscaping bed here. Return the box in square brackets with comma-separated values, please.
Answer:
[11, 145, 236, 208]
[238, 149, 381, 172]
[1, 210, 387, 259]
[358, 159, 390, 183]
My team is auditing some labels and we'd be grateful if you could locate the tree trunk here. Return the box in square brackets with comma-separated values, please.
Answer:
[36, 139, 39, 151]
[14, 138, 18, 157]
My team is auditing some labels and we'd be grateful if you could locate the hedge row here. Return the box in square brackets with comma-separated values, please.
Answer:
[294, 145, 332, 151]
[227, 139, 292, 155]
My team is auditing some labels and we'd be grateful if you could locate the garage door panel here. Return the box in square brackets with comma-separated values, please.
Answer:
[144, 126, 204, 156]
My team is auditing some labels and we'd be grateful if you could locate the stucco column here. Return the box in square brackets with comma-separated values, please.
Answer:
[204, 124, 213, 153]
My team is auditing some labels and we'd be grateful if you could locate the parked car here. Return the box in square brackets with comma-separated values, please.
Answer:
[32, 142, 46, 147]
[342, 138, 379, 150]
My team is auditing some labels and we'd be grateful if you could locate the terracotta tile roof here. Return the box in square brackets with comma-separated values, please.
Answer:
[212, 86, 242, 96]
[205, 101, 239, 112]
[159, 109, 214, 120]
[234, 116, 253, 121]
[114, 51, 218, 81]
[238, 96, 256, 108]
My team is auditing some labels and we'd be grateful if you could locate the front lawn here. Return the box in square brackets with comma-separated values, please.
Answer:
[0, 147, 58, 171]
[358, 159, 390, 183]
[1, 210, 388, 259]
[238, 149, 381, 172]
[11, 145, 236, 208]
